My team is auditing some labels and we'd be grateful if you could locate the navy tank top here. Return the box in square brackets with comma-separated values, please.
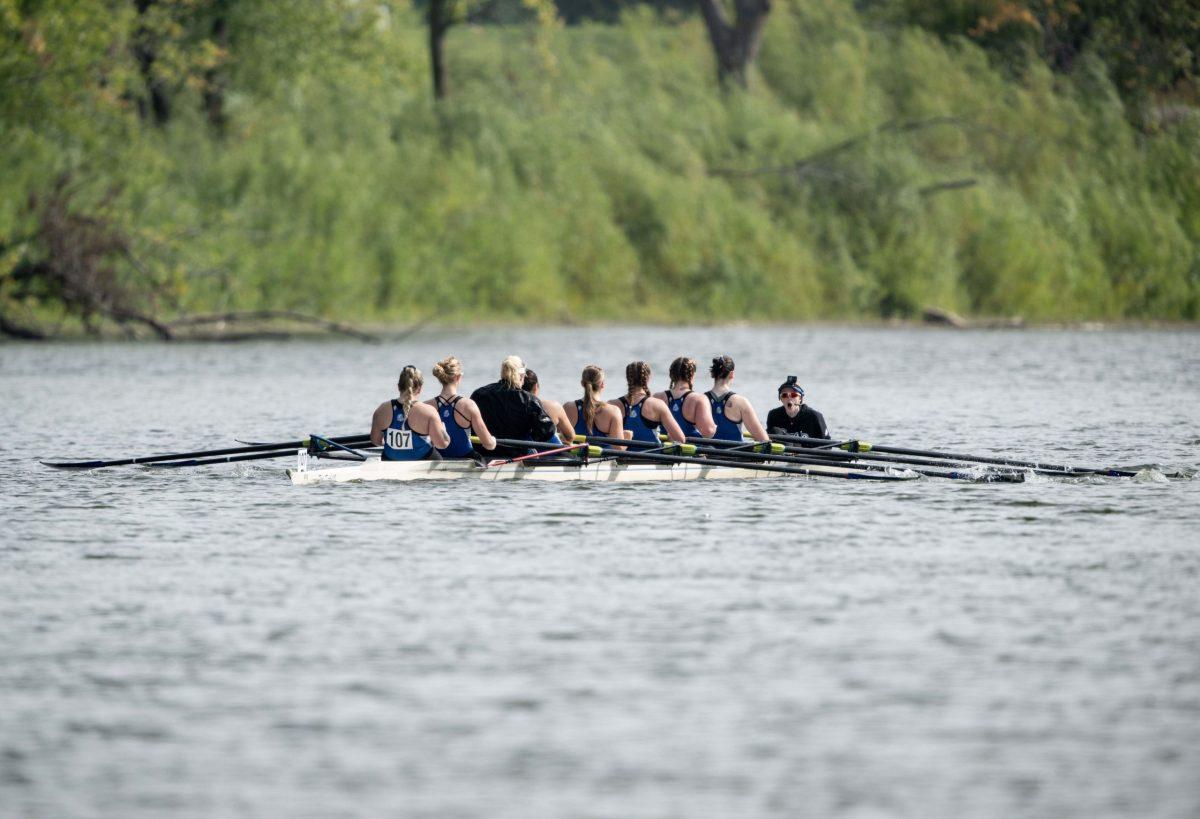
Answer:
[435, 395, 474, 458]
[383, 399, 435, 461]
[706, 390, 743, 441]
[619, 396, 659, 444]
[667, 389, 700, 438]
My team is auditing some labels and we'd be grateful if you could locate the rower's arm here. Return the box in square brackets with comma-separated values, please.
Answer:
[414, 404, 451, 449]
[688, 393, 718, 438]
[554, 409, 574, 442]
[737, 398, 770, 443]
[462, 399, 496, 451]
[370, 402, 391, 447]
[602, 406, 626, 450]
[649, 397, 687, 444]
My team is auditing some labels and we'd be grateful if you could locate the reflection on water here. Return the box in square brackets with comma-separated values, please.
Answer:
[2, 327, 1199, 818]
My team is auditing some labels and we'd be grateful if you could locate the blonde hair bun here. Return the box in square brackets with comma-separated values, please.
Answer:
[432, 356, 462, 385]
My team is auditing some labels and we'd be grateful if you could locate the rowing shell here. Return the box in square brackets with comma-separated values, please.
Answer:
[287, 451, 918, 485]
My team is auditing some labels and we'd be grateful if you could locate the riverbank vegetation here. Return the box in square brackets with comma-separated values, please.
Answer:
[2, 0, 1197, 336]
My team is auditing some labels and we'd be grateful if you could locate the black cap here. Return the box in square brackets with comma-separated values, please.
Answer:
[777, 375, 804, 397]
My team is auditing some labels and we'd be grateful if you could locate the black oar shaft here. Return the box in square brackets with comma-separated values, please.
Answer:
[684, 435, 1037, 478]
[584, 436, 1021, 483]
[766, 432, 1135, 477]
[573, 437, 907, 481]
[42, 433, 372, 469]
[149, 450, 302, 468]
[490, 438, 580, 451]
[611, 448, 908, 481]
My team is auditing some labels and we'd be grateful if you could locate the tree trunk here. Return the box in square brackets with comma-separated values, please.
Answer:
[203, 10, 229, 133]
[696, 0, 772, 87]
[133, 0, 171, 125]
[429, 0, 450, 100]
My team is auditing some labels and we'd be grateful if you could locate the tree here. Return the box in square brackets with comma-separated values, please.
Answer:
[129, 0, 232, 128]
[885, 0, 1199, 119]
[425, 0, 559, 100]
[695, 0, 772, 86]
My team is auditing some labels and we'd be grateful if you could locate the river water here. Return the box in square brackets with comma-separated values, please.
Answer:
[1, 326, 1198, 818]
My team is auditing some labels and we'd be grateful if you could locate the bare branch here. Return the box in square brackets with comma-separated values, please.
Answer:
[166, 310, 381, 343]
[918, 178, 978, 196]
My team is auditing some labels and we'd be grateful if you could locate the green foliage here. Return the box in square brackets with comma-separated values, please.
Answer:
[1, 0, 1198, 331]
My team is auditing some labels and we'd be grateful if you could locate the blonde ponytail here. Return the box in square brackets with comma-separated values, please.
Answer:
[580, 365, 604, 431]
[500, 355, 525, 388]
[397, 365, 423, 417]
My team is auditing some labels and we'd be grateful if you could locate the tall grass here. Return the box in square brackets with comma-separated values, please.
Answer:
[3, 0, 1197, 324]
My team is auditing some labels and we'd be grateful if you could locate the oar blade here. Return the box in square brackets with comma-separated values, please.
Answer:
[40, 460, 111, 470]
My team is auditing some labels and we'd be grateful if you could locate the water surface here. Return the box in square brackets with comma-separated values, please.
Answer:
[2, 326, 1198, 818]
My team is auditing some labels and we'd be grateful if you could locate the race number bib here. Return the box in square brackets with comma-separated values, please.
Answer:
[386, 428, 413, 450]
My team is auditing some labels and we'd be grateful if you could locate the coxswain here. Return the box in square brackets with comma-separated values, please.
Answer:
[653, 356, 717, 438]
[613, 361, 686, 444]
[469, 355, 556, 457]
[522, 369, 576, 443]
[371, 365, 450, 460]
[563, 365, 625, 447]
[765, 375, 830, 439]
[426, 356, 497, 458]
[705, 355, 769, 443]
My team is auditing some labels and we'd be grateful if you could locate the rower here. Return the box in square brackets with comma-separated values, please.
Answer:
[522, 369, 576, 444]
[705, 355, 769, 443]
[371, 365, 450, 460]
[653, 356, 717, 438]
[766, 375, 830, 440]
[426, 356, 497, 458]
[613, 361, 686, 444]
[469, 355, 557, 456]
[563, 365, 625, 447]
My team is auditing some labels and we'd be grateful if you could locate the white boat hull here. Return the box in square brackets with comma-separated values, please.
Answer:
[287, 451, 908, 485]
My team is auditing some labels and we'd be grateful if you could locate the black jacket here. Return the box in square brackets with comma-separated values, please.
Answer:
[766, 405, 829, 439]
[470, 381, 556, 454]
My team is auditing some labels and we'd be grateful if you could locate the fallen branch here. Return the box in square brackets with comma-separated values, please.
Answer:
[710, 116, 969, 180]
[919, 178, 977, 197]
[166, 310, 381, 343]
[0, 312, 46, 340]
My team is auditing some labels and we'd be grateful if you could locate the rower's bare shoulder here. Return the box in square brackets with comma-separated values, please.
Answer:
[644, 394, 669, 416]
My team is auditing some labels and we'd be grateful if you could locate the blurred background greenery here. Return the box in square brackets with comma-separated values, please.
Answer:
[1, 0, 1197, 335]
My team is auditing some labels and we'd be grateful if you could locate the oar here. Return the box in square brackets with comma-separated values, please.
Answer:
[490, 435, 909, 480]
[682, 435, 1039, 479]
[42, 433, 374, 470]
[610, 447, 914, 481]
[767, 432, 1139, 477]
[149, 434, 378, 468]
[148, 450, 303, 468]
[582, 436, 1022, 483]
[485, 442, 596, 467]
